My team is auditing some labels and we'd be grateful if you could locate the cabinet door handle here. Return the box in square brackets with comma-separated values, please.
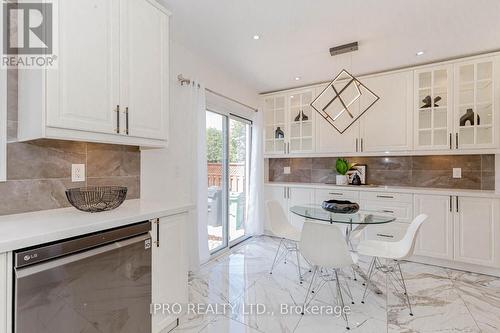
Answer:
[283, 187, 287, 199]
[456, 133, 459, 149]
[360, 138, 364, 152]
[376, 195, 394, 199]
[154, 218, 160, 247]
[287, 187, 291, 199]
[449, 196, 452, 212]
[329, 192, 343, 196]
[287, 143, 290, 154]
[125, 107, 129, 135]
[449, 133, 452, 150]
[377, 233, 394, 239]
[456, 196, 459, 213]
[115, 105, 120, 134]
[381, 209, 394, 214]
[355, 138, 358, 152]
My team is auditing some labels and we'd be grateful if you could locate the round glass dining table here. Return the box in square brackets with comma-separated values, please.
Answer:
[289, 205, 396, 245]
[290, 205, 396, 225]
[290, 205, 396, 287]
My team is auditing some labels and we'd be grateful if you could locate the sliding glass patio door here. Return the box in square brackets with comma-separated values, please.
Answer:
[206, 111, 251, 253]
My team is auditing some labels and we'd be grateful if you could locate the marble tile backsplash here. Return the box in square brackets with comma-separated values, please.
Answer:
[0, 141, 141, 216]
[268, 155, 495, 190]
[2, 64, 140, 216]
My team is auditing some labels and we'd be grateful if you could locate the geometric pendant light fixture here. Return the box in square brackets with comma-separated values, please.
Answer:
[311, 40, 380, 135]
[311, 69, 380, 134]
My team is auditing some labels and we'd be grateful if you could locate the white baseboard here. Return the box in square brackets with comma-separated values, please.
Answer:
[409, 255, 500, 277]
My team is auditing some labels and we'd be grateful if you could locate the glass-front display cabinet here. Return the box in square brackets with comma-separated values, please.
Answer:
[264, 95, 286, 155]
[454, 58, 497, 149]
[288, 89, 314, 153]
[414, 65, 453, 150]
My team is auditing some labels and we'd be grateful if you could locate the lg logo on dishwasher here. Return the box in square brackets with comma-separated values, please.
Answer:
[23, 253, 38, 262]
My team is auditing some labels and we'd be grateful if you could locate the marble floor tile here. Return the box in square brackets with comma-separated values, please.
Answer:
[175, 236, 500, 333]
[448, 270, 500, 333]
[176, 315, 262, 333]
[387, 263, 480, 332]
[229, 277, 302, 333]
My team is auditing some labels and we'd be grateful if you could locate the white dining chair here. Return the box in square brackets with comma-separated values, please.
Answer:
[299, 220, 355, 330]
[266, 200, 305, 283]
[357, 214, 428, 316]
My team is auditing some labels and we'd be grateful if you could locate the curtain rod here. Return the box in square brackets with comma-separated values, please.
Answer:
[177, 74, 258, 112]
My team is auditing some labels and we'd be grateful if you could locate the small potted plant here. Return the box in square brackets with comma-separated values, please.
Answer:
[334, 158, 355, 185]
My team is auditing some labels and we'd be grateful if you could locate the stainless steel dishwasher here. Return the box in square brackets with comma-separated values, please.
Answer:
[13, 221, 152, 333]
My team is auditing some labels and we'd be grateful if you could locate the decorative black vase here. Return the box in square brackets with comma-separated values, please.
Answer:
[275, 127, 284, 139]
[460, 108, 480, 126]
[294, 112, 301, 122]
[351, 174, 362, 186]
[301, 111, 309, 121]
[322, 200, 359, 214]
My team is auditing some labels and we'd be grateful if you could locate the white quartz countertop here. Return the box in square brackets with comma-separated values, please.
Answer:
[265, 182, 500, 198]
[0, 199, 195, 253]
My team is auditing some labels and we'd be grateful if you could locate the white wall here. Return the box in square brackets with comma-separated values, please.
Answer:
[140, 38, 259, 207]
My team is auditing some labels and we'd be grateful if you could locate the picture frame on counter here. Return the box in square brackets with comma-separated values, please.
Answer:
[347, 165, 366, 185]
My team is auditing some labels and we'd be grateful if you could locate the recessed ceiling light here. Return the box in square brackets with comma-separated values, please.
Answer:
[295, 76, 301, 81]
[253, 35, 260, 40]
[416, 51, 425, 56]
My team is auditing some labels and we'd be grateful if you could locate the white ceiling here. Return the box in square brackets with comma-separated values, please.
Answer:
[163, 0, 500, 93]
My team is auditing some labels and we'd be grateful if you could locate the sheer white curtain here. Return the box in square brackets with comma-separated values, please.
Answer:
[188, 81, 210, 271]
[247, 109, 265, 235]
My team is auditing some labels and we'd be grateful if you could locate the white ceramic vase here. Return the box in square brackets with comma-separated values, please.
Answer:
[336, 175, 349, 186]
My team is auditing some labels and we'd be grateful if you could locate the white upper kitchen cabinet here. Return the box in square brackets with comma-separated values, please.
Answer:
[264, 94, 287, 155]
[45, 0, 120, 135]
[287, 89, 315, 154]
[316, 71, 413, 154]
[315, 84, 360, 154]
[454, 197, 500, 267]
[413, 194, 454, 260]
[263, 88, 315, 156]
[120, 0, 169, 140]
[414, 65, 454, 151]
[359, 71, 413, 153]
[18, 0, 170, 147]
[453, 56, 500, 150]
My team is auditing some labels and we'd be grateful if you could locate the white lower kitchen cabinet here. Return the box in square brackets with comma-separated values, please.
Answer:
[364, 222, 409, 242]
[413, 194, 454, 260]
[288, 187, 314, 229]
[414, 194, 500, 268]
[152, 213, 188, 333]
[0, 252, 8, 333]
[454, 196, 500, 267]
[315, 188, 359, 203]
[264, 185, 314, 232]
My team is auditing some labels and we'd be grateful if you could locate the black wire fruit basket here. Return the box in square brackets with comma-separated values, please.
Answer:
[66, 186, 128, 213]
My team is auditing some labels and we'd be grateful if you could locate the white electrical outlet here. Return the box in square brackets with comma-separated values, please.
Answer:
[453, 168, 462, 178]
[284, 166, 291, 174]
[72, 164, 85, 182]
